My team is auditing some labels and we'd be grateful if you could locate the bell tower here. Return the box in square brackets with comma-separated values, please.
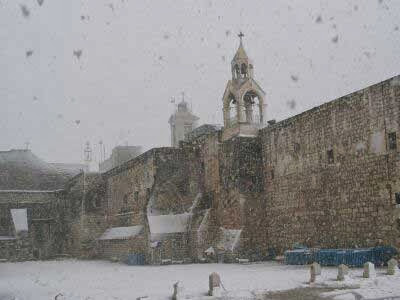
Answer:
[168, 93, 199, 147]
[221, 32, 266, 141]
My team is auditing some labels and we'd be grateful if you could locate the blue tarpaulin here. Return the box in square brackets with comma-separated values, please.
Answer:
[284, 246, 397, 267]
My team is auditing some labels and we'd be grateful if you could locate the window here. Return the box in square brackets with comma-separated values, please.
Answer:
[327, 149, 334, 164]
[184, 124, 192, 135]
[388, 132, 397, 150]
[271, 169, 275, 180]
[241, 63, 247, 77]
[395, 192, 400, 205]
[294, 143, 300, 153]
[134, 191, 139, 202]
[234, 64, 240, 78]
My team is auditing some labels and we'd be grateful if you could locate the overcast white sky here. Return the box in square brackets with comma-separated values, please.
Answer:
[1, 0, 399, 168]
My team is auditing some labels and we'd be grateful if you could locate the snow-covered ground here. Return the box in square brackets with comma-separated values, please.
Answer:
[0, 260, 399, 300]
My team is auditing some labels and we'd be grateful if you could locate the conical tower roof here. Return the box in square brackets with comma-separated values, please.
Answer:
[232, 40, 249, 61]
[231, 32, 252, 66]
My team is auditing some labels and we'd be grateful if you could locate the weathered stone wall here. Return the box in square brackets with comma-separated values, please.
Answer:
[0, 190, 67, 260]
[260, 75, 400, 253]
[101, 147, 198, 261]
[182, 132, 221, 259]
[151, 233, 190, 262]
[97, 234, 148, 261]
[63, 172, 107, 258]
[105, 150, 155, 227]
[0, 237, 32, 261]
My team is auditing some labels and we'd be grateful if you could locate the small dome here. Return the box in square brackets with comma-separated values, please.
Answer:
[177, 100, 189, 112]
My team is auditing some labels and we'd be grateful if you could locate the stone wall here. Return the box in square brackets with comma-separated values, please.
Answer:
[101, 147, 199, 261]
[2, 76, 399, 263]
[63, 172, 107, 258]
[0, 237, 32, 261]
[0, 190, 67, 260]
[260, 75, 400, 253]
[97, 234, 148, 261]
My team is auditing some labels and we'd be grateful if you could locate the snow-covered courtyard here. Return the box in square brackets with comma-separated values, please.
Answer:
[1, 260, 400, 300]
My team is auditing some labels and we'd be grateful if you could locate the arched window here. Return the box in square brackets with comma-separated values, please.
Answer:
[228, 93, 237, 126]
[243, 90, 262, 125]
[241, 63, 248, 77]
[234, 64, 240, 79]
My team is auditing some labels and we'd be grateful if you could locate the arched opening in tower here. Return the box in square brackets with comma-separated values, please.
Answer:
[241, 63, 248, 78]
[243, 90, 262, 125]
[234, 64, 240, 79]
[228, 93, 237, 126]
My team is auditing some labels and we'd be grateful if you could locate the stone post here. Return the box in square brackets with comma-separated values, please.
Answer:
[387, 258, 399, 275]
[363, 262, 376, 278]
[312, 262, 321, 275]
[208, 272, 221, 296]
[310, 262, 321, 283]
[172, 281, 184, 300]
[337, 264, 349, 281]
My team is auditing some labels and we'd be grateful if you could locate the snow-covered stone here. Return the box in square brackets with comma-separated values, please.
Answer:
[363, 262, 376, 278]
[310, 262, 321, 283]
[211, 286, 222, 297]
[172, 281, 184, 300]
[387, 258, 399, 275]
[312, 262, 321, 275]
[337, 264, 349, 281]
[209, 272, 221, 296]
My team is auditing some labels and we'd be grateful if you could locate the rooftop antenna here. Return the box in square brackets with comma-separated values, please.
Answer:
[99, 140, 104, 163]
[84, 141, 92, 172]
[170, 96, 177, 112]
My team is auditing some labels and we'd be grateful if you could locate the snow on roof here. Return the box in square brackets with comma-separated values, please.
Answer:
[148, 213, 191, 239]
[11, 208, 28, 233]
[98, 225, 143, 240]
[0, 190, 62, 193]
[217, 227, 242, 252]
[0, 236, 16, 241]
[0, 149, 75, 190]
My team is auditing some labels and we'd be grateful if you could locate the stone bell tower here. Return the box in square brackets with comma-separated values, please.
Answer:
[221, 32, 266, 141]
[169, 93, 199, 147]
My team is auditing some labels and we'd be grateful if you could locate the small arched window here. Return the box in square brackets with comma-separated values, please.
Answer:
[241, 63, 247, 77]
[234, 64, 240, 78]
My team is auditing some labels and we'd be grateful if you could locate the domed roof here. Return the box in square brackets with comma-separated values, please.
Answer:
[177, 100, 189, 112]
[0, 149, 82, 190]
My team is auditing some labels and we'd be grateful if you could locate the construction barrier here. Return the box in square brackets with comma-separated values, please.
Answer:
[284, 246, 397, 267]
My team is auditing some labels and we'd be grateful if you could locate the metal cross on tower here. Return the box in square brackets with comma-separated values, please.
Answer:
[238, 31, 244, 42]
